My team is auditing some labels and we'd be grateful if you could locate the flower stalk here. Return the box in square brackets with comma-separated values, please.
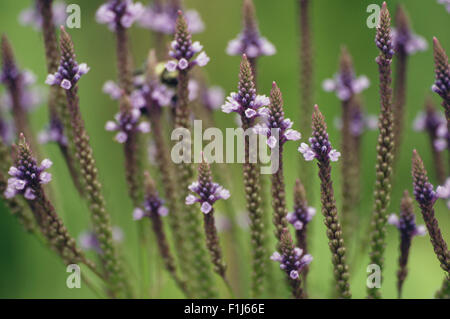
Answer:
[133, 171, 187, 295]
[169, 11, 215, 298]
[388, 190, 426, 298]
[221, 54, 269, 297]
[186, 157, 231, 291]
[46, 26, 128, 297]
[5, 134, 95, 272]
[299, 105, 351, 298]
[367, 2, 395, 299]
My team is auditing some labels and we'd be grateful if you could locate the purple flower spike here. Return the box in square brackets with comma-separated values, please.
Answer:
[226, 0, 275, 58]
[221, 55, 269, 121]
[96, 0, 144, 31]
[19, 1, 66, 31]
[165, 13, 209, 73]
[388, 192, 426, 239]
[271, 232, 312, 283]
[253, 82, 301, 149]
[133, 177, 169, 221]
[287, 206, 315, 231]
[138, 2, 204, 34]
[298, 107, 341, 162]
[186, 156, 230, 214]
[389, 191, 426, 298]
[105, 96, 150, 144]
[4, 134, 53, 200]
[45, 48, 90, 91]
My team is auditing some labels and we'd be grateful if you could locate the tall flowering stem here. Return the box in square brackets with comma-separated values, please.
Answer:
[254, 82, 301, 243]
[411, 150, 450, 275]
[46, 27, 128, 297]
[133, 171, 187, 295]
[37, 0, 84, 196]
[323, 47, 370, 242]
[388, 190, 426, 298]
[287, 178, 315, 287]
[221, 54, 269, 297]
[367, 2, 395, 299]
[270, 229, 312, 299]
[298, 105, 351, 298]
[186, 157, 231, 291]
[0, 36, 37, 151]
[5, 134, 96, 272]
[432, 37, 450, 165]
[392, 5, 426, 158]
[169, 12, 215, 298]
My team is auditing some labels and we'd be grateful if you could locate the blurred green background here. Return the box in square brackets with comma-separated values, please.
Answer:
[0, 0, 448, 298]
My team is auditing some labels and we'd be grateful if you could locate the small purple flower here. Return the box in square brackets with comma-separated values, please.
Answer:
[186, 178, 230, 214]
[105, 107, 150, 144]
[38, 118, 68, 146]
[133, 190, 168, 221]
[413, 110, 447, 151]
[4, 158, 53, 200]
[96, 0, 144, 31]
[103, 77, 174, 111]
[434, 122, 449, 151]
[45, 60, 90, 91]
[79, 226, 123, 254]
[166, 31, 209, 72]
[202, 85, 224, 111]
[298, 141, 341, 162]
[0, 70, 44, 112]
[436, 178, 450, 209]
[286, 206, 316, 231]
[322, 73, 370, 101]
[19, 1, 67, 31]
[138, 2, 204, 34]
[438, 0, 450, 13]
[102, 80, 122, 100]
[388, 213, 426, 237]
[270, 247, 312, 280]
[392, 27, 427, 55]
[0, 114, 13, 145]
[253, 116, 301, 149]
[221, 91, 269, 120]
[334, 112, 378, 137]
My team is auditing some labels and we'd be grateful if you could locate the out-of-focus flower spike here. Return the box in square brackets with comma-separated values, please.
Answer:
[389, 190, 426, 298]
